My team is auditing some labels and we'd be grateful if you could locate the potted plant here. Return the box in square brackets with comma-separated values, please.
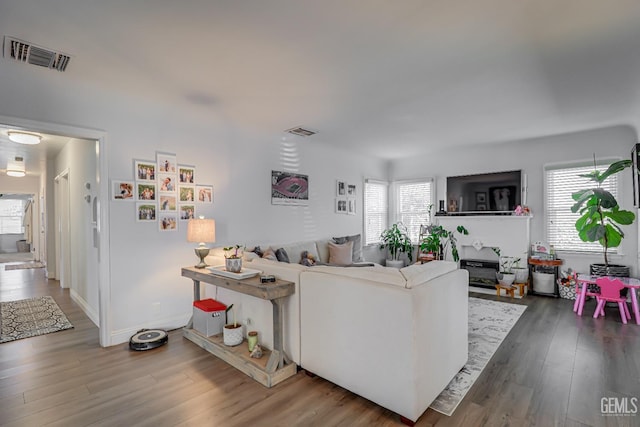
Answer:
[223, 244, 244, 273]
[571, 158, 635, 277]
[491, 248, 519, 285]
[223, 304, 243, 346]
[379, 222, 413, 268]
[419, 224, 469, 262]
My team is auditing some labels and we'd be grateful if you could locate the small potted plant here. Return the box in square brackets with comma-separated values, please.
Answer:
[492, 248, 519, 285]
[223, 304, 243, 346]
[223, 244, 244, 273]
[379, 222, 413, 268]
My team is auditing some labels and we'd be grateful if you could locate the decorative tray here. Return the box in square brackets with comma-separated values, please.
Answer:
[207, 265, 262, 280]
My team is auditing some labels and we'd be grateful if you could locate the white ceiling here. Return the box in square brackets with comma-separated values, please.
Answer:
[2, 0, 640, 163]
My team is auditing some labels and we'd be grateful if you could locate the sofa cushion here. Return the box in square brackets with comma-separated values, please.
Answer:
[262, 247, 277, 261]
[332, 234, 363, 262]
[328, 241, 354, 266]
[305, 264, 406, 287]
[315, 239, 331, 263]
[275, 248, 290, 263]
[400, 261, 458, 288]
[280, 241, 320, 264]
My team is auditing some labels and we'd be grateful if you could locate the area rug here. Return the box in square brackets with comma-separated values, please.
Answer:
[429, 297, 527, 416]
[4, 262, 45, 271]
[0, 296, 73, 343]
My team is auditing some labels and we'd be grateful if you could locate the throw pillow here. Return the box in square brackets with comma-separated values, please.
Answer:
[275, 248, 290, 263]
[328, 241, 354, 266]
[262, 247, 277, 261]
[252, 246, 264, 257]
[332, 234, 363, 262]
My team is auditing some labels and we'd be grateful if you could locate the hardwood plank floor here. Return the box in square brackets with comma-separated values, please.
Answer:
[1, 265, 639, 426]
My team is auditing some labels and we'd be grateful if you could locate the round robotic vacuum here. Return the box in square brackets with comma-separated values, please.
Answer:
[129, 329, 168, 351]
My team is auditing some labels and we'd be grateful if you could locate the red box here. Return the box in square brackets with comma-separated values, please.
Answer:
[193, 298, 226, 337]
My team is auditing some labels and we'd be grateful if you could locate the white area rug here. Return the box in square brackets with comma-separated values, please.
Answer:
[429, 297, 527, 416]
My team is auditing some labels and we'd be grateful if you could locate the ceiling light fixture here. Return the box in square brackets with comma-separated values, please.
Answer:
[6, 156, 26, 177]
[8, 131, 42, 145]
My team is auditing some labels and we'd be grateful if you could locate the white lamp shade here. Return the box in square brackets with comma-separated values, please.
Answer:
[8, 131, 42, 145]
[187, 218, 216, 244]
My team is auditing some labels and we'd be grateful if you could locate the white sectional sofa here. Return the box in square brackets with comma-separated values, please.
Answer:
[204, 238, 468, 424]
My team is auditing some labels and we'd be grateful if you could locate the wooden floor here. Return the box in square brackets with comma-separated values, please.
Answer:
[1, 266, 639, 427]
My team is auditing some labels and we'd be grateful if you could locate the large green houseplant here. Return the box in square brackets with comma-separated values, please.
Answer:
[571, 158, 635, 271]
[419, 224, 469, 262]
[379, 222, 413, 267]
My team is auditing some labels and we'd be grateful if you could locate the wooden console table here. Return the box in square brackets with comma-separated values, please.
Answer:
[181, 266, 297, 387]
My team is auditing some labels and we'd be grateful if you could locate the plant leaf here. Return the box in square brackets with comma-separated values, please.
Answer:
[605, 209, 635, 225]
[602, 224, 622, 247]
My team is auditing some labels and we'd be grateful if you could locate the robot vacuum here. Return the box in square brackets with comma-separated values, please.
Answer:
[129, 329, 168, 351]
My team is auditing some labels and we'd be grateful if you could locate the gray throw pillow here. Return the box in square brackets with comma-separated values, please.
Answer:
[275, 248, 290, 263]
[332, 234, 363, 262]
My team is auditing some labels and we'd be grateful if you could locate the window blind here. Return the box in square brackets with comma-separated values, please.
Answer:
[364, 180, 388, 245]
[396, 180, 432, 241]
[0, 199, 25, 234]
[545, 162, 619, 252]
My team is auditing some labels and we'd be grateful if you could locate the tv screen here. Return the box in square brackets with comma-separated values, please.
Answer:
[446, 170, 522, 214]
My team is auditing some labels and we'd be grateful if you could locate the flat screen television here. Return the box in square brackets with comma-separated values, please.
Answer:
[445, 170, 522, 214]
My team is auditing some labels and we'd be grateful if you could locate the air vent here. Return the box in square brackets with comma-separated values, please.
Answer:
[3, 36, 71, 72]
[285, 127, 317, 137]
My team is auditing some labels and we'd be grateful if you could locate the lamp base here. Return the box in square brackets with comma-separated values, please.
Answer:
[194, 247, 210, 268]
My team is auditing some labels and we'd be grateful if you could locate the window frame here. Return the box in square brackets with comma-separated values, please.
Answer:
[363, 179, 389, 246]
[390, 178, 434, 242]
[0, 199, 26, 235]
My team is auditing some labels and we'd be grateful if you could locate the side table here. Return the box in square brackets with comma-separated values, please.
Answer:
[181, 266, 297, 387]
[528, 258, 563, 297]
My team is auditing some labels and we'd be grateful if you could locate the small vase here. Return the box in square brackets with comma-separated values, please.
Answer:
[223, 324, 243, 346]
[247, 331, 258, 352]
[225, 257, 242, 273]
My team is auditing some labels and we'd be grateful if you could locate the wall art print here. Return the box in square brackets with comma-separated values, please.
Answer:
[272, 171, 309, 206]
[196, 185, 213, 203]
[137, 203, 157, 222]
[112, 180, 134, 201]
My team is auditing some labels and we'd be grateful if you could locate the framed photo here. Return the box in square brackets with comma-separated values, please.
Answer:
[157, 152, 177, 174]
[178, 165, 195, 184]
[336, 180, 346, 196]
[179, 204, 196, 221]
[158, 173, 176, 192]
[271, 171, 309, 206]
[159, 213, 178, 231]
[347, 198, 356, 215]
[179, 185, 196, 202]
[137, 203, 157, 221]
[347, 184, 356, 196]
[335, 198, 347, 214]
[475, 192, 487, 203]
[196, 185, 213, 203]
[136, 183, 156, 201]
[159, 194, 177, 211]
[489, 186, 517, 211]
[477, 204, 487, 211]
[112, 180, 134, 201]
[135, 160, 156, 182]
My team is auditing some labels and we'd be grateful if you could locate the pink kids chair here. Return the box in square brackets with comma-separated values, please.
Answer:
[593, 277, 631, 324]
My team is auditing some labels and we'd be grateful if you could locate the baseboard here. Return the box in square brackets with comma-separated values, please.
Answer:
[109, 313, 191, 346]
[70, 289, 100, 326]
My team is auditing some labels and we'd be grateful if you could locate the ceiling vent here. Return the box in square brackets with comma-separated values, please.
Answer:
[3, 36, 71, 72]
[285, 127, 317, 137]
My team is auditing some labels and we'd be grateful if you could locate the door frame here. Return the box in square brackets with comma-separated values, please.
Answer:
[54, 168, 71, 288]
[0, 114, 111, 347]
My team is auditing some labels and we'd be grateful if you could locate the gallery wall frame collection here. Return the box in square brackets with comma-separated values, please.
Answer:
[335, 180, 356, 215]
[112, 151, 213, 232]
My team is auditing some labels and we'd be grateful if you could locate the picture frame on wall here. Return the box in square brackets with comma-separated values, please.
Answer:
[347, 184, 356, 196]
[157, 152, 177, 174]
[335, 198, 347, 214]
[178, 165, 195, 184]
[347, 198, 356, 215]
[137, 203, 157, 221]
[158, 173, 176, 192]
[475, 192, 486, 203]
[336, 180, 346, 196]
[136, 183, 156, 201]
[196, 185, 213, 203]
[159, 194, 177, 211]
[159, 213, 178, 231]
[179, 185, 196, 202]
[179, 204, 195, 221]
[112, 180, 134, 201]
[135, 160, 156, 182]
[271, 171, 309, 206]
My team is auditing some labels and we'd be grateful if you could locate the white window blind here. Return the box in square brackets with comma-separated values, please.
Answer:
[364, 180, 388, 245]
[545, 162, 619, 253]
[0, 199, 25, 234]
[396, 180, 433, 241]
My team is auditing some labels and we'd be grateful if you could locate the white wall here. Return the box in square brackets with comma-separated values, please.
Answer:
[390, 125, 639, 276]
[0, 61, 386, 344]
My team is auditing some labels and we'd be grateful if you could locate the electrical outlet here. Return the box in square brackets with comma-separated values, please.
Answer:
[245, 317, 252, 326]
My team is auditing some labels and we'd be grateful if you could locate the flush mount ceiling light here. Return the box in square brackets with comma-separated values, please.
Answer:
[6, 156, 26, 177]
[8, 131, 42, 145]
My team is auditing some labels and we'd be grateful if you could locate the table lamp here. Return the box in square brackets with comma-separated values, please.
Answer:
[187, 217, 216, 268]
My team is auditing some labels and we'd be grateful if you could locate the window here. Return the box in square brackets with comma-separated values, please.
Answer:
[364, 179, 388, 245]
[394, 180, 433, 241]
[0, 199, 25, 234]
[545, 161, 620, 252]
